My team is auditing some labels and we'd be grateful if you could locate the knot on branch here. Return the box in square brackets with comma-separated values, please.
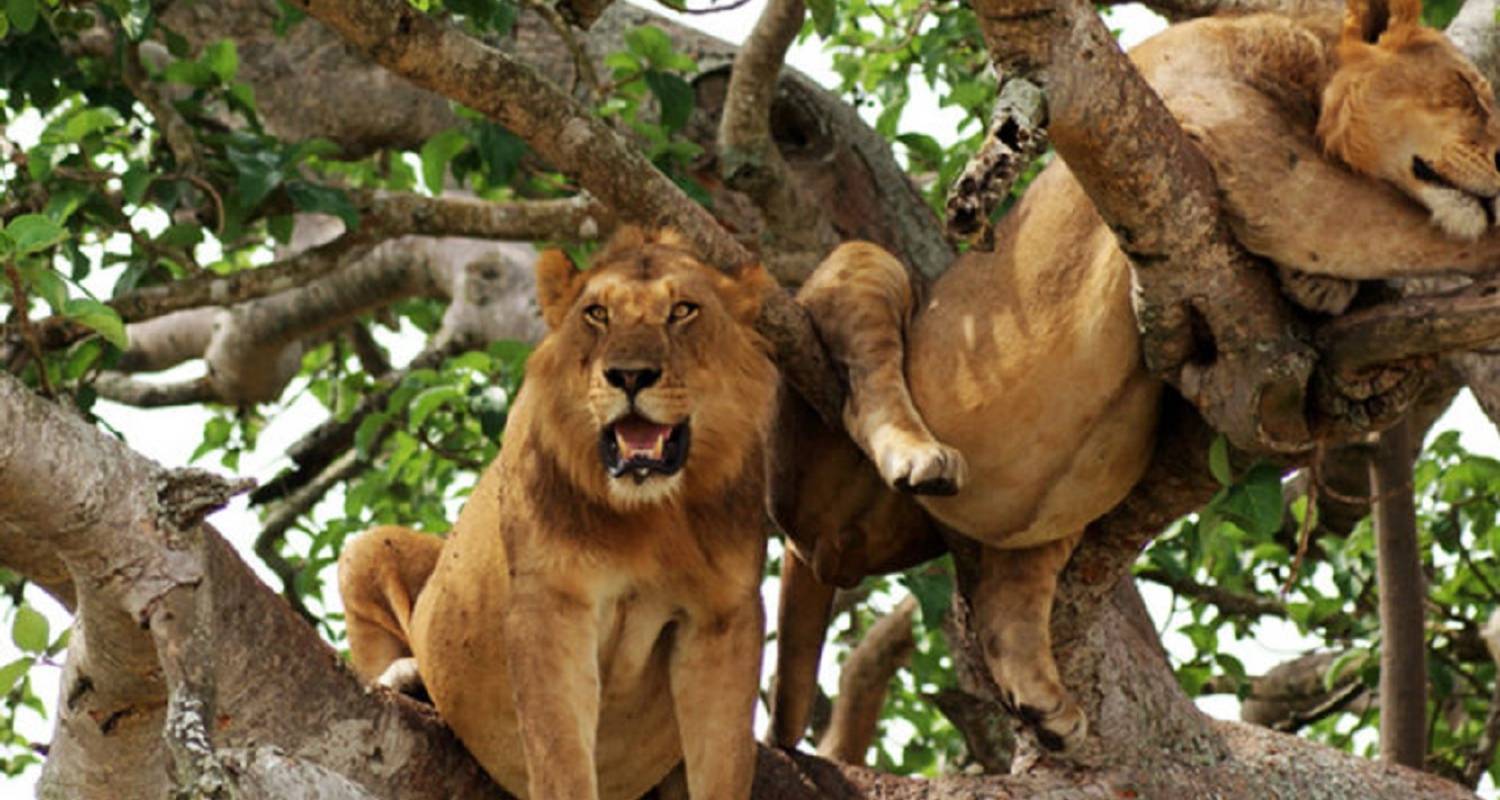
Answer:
[156, 469, 256, 537]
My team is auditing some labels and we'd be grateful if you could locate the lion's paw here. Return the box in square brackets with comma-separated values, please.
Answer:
[868, 425, 968, 496]
[375, 657, 429, 703]
[1020, 699, 1088, 753]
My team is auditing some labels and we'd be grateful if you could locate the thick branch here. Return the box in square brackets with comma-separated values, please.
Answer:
[970, 0, 1314, 453]
[300, 0, 744, 267]
[817, 596, 916, 765]
[0, 373, 501, 800]
[718, 0, 839, 283]
[1318, 275, 1500, 375]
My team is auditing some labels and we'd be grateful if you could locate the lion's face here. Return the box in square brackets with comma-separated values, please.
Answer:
[527, 228, 778, 510]
[1319, 10, 1500, 240]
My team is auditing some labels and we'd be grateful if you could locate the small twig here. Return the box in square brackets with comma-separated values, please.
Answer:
[4, 262, 55, 397]
[178, 174, 226, 237]
[869, 0, 936, 54]
[520, 0, 602, 99]
[1272, 679, 1367, 733]
[1463, 611, 1500, 786]
[673, 0, 755, 13]
[1281, 469, 1318, 595]
[415, 426, 487, 470]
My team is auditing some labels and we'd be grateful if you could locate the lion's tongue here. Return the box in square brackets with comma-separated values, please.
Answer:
[615, 417, 671, 460]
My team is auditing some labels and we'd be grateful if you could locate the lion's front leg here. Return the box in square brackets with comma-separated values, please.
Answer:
[668, 597, 763, 800]
[504, 583, 602, 800]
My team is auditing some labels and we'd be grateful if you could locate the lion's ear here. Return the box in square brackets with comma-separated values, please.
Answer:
[536, 249, 584, 331]
[1341, 0, 1422, 46]
[721, 264, 776, 326]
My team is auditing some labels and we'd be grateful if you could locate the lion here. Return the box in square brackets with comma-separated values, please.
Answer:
[767, 0, 1500, 755]
[338, 227, 779, 800]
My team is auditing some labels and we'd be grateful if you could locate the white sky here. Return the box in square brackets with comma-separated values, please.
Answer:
[5, 0, 1500, 794]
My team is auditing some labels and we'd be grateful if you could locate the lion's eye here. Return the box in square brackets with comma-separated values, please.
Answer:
[584, 304, 609, 325]
[669, 302, 699, 323]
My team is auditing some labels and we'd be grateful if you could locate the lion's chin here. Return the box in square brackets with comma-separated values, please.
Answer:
[605, 473, 685, 508]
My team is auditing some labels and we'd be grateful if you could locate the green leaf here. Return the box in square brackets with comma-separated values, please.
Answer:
[46, 626, 71, 656]
[1324, 649, 1367, 691]
[625, 26, 674, 68]
[354, 412, 389, 458]
[122, 164, 153, 206]
[644, 70, 693, 132]
[63, 299, 129, 349]
[0, 657, 32, 695]
[227, 144, 285, 209]
[5, 0, 34, 34]
[1209, 435, 1232, 486]
[18, 261, 69, 310]
[419, 129, 469, 194]
[0, 11, 11, 39]
[901, 562, 953, 629]
[6, 214, 67, 255]
[11, 605, 48, 653]
[806, 0, 836, 37]
[267, 214, 294, 244]
[409, 385, 464, 428]
[162, 59, 216, 88]
[62, 108, 120, 143]
[284, 182, 359, 230]
[202, 39, 238, 82]
[472, 123, 525, 185]
[156, 223, 204, 248]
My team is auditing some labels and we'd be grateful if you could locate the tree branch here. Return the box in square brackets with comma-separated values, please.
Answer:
[297, 0, 849, 424]
[1370, 416, 1427, 768]
[717, 0, 839, 283]
[944, 77, 1048, 249]
[817, 596, 916, 765]
[970, 0, 1315, 453]
[92, 373, 219, 408]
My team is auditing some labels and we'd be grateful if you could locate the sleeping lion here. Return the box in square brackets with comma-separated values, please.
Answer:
[769, 0, 1500, 754]
[338, 228, 778, 800]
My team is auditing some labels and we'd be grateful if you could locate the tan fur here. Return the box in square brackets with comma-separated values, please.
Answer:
[339, 228, 779, 800]
[770, 0, 1499, 752]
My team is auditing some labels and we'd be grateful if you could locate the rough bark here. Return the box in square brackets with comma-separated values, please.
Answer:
[0, 373, 501, 800]
[1370, 416, 1429, 769]
[716, 0, 840, 284]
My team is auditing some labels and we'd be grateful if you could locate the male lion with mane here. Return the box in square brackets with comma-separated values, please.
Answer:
[768, 0, 1500, 756]
[338, 228, 778, 800]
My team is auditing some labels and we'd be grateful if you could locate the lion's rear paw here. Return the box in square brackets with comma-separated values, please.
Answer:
[870, 428, 968, 495]
[1010, 695, 1088, 753]
[375, 657, 430, 703]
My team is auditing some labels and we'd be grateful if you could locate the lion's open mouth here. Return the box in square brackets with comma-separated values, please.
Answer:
[598, 414, 690, 483]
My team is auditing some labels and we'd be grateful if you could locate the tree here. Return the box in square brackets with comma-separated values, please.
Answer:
[4, 0, 1500, 796]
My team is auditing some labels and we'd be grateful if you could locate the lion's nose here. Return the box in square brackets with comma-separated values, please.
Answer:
[604, 367, 661, 397]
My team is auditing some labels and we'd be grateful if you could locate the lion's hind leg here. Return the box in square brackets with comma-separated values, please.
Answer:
[798, 243, 967, 495]
[973, 534, 1087, 752]
[337, 526, 444, 687]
